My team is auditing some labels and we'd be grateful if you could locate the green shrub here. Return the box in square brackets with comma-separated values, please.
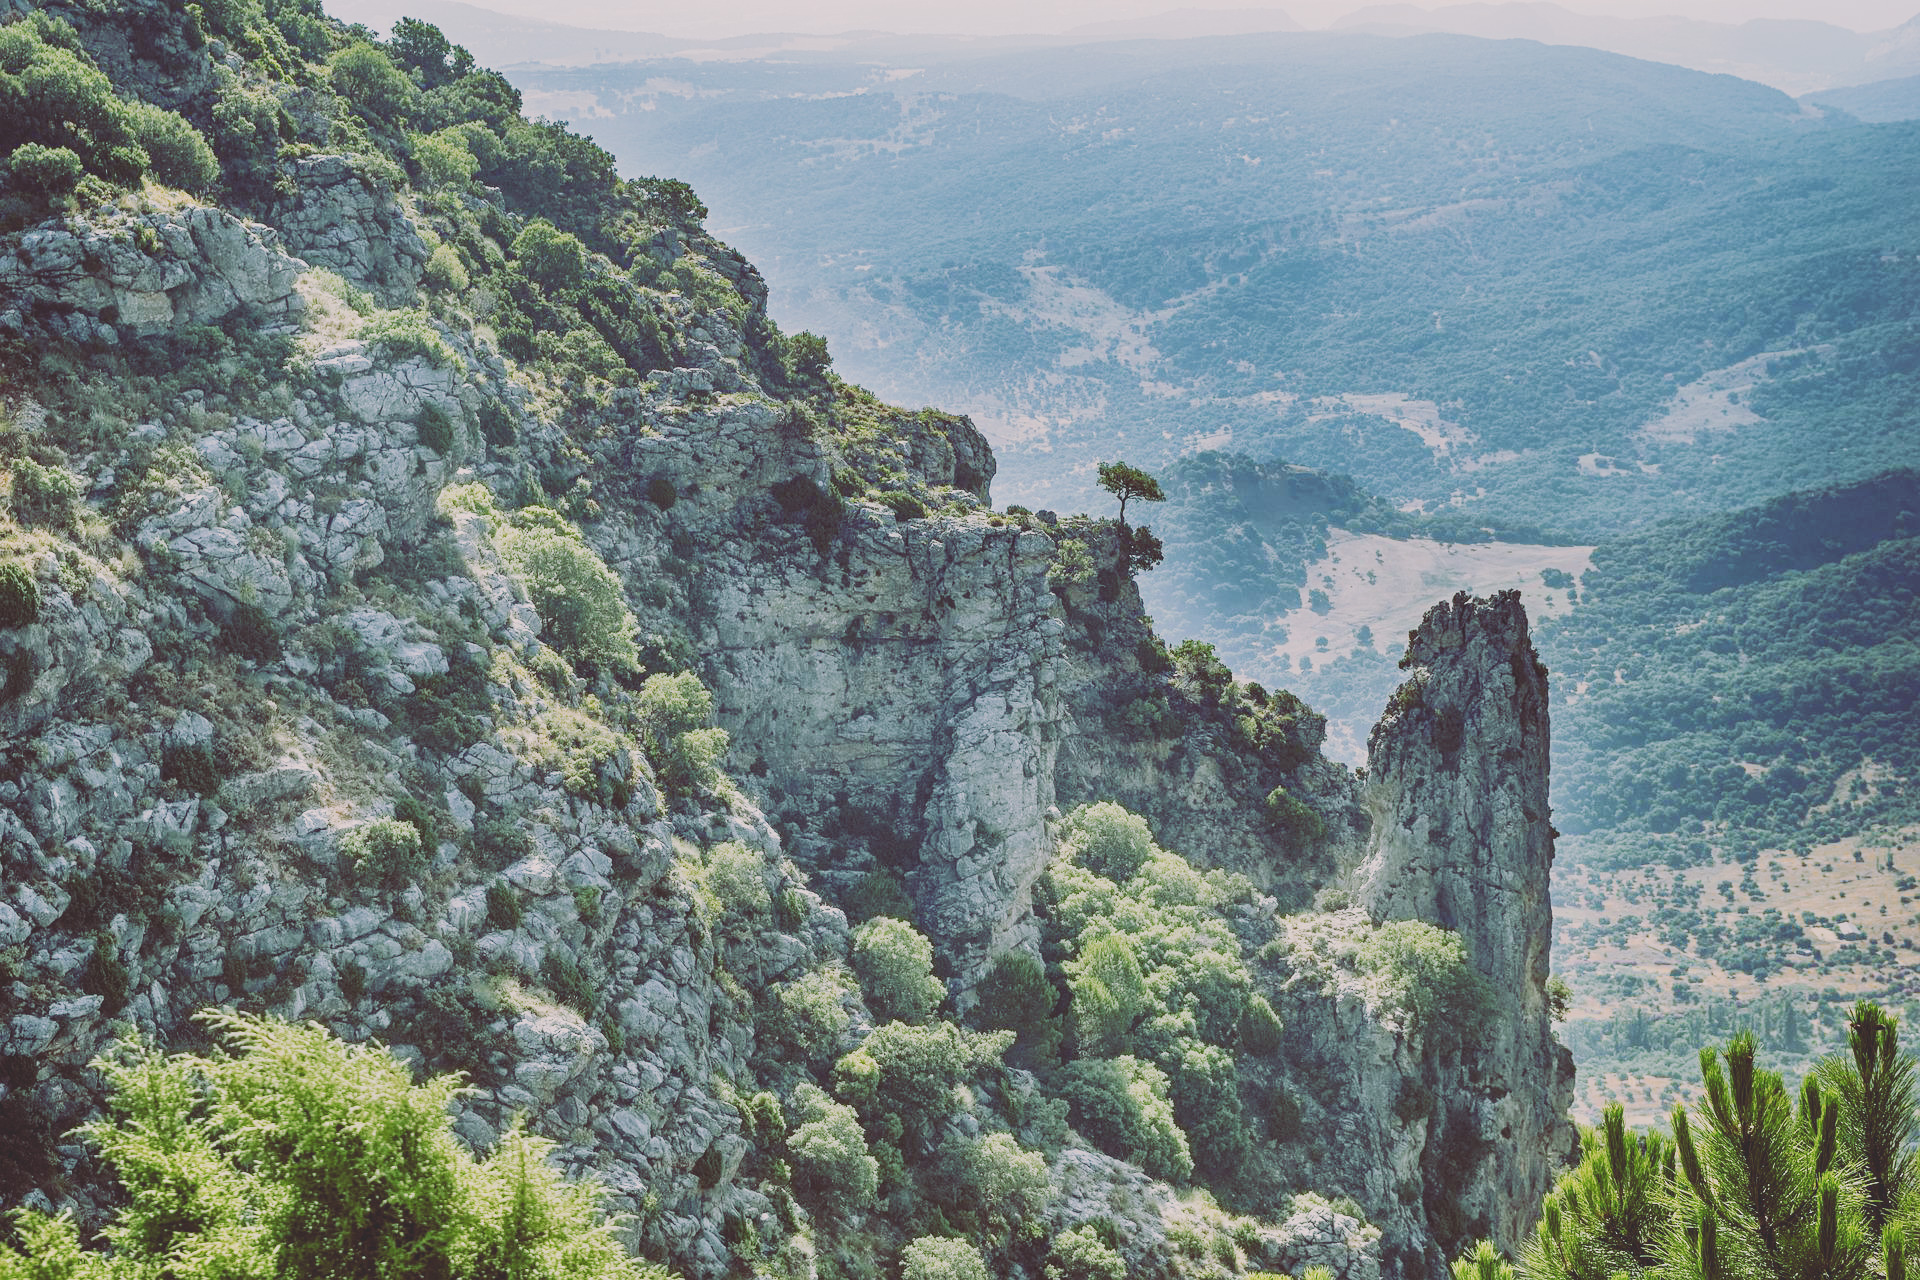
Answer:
[900, 1236, 988, 1280]
[1239, 992, 1284, 1056]
[634, 670, 728, 791]
[645, 474, 678, 509]
[849, 916, 945, 1024]
[873, 488, 927, 522]
[704, 841, 772, 929]
[1046, 1226, 1128, 1280]
[1057, 1056, 1193, 1182]
[220, 601, 280, 661]
[1264, 786, 1327, 846]
[126, 102, 218, 191]
[0, 563, 37, 628]
[80, 932, 131, 1014]
[786, 1082, 876, 1219]
[161, 743, 220, 796]
[842, 868, 913, 924]
[416, 404, 456, 455]
[1067, 933, 1149, 1056]
[1355, 920, 1496, 1042]
[972, 949, 1063, 1069]
[328, 42, 419, 122]
[340, 818, 427, 893]
[422, 243, 471, 294]
[512, 219, 589, 292]
[6, 142, 83, 197]
[485, 881, 522, 931]
[496, 509, 638, 675]
[787, 331, 832, 383]
[1059, 802, 1156, 881]
[361, 310, 460, 368]
[770, 967, 854, 1066]
[413, 129, 478, 190]
[0, 1011, 666, 1280]
[838, 1022, 1010, 1139]
[541, 949, 600, 1017]
[8, 457, 79, 528]
[1169, 1041, 1251, 1177]
[936, 1132, 1051, 1236]
[478, 398, 516, 449]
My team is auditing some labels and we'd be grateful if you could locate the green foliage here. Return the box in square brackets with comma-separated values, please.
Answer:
[8, 457, 79, 529]
[126, 102, 219, 191]
[0, 18, 210, 194]
[634, 671, 728, 792]
[361, 310, 460, 368]
[1045, 1225, 1128, 1280]
[703, 840, 773, 930]
[0, 1011, 664, 1280]
[1521, 1007, 1920, 1280]
[413, 128, 479, 189]
[540, 949, 600, 1017]
[1451, 1241, 1515, 1280]
[769, 966, 854, 1067]
[849, 916, 945, 1024]
[6, 141, 82, 197]
[415, 404, 456, 455]
[478, 398, 516, 449]
[161, 743, 220, 796]
[512, 219, 590, 292]
[496, 508, 639, 675]
[0, 563, 37, 628]
[786, 1082, 876, 1219]
[1354, 920, 1495, 1041]
[328, 41, 418, 124]
[1047, 537, 1095, 592]
[972, 950, 1063, 1070]
[339, 817, 427, 893]
[1067, 933, 1150, 1057]
[787, 331, 832, 383]
[1263, 786, 1326, 846]
[1057, 1056, 1193, 1182]
[486, 880, 523, 931]
[900, 1236, 989, 1280]
[837, 1021, 1011, 1140]
[768, 475, 844, 556]
[1058, 802, 1155, 882]
[1168, 1041, 1251, 1177]
[1239, 992, 1283, 1056]
[645, 474, 678, 509]
[842, 868, 914, 925]
[1096, 461, 1165, 525]
[421, 243, 471, 294]
[935, 1132, 1052, 1238]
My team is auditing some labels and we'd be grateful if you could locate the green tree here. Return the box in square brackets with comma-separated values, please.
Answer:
[901, 1236, 989, 1280]
[1059, 802, 1156, 882]
[849, 916, 946, 1024]
[634, 671, 729, 792]
[1517, 1011, 1920, 1280]
[495, 508, 639, 675]
[1068, 932, 1150, 1056]
[0, 1011, 665, 1280]
[786, 1082, 877, 1219]
[1095, 461, 1164, 525]
[1057, 1055, 1192, 1182]
[512, 219, 590, 293]
[328, 41, 418, 124]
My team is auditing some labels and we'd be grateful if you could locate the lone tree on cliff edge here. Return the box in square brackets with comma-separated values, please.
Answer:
[1097, 461, 1165, 526]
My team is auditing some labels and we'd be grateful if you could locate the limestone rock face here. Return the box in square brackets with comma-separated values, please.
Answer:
[1357, 591, 1578, 1255]
[267, 157, 429, 306]
[0, 206, 305, 345]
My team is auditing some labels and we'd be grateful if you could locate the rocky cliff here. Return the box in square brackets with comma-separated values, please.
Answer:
[0, 4, 1571, 1277]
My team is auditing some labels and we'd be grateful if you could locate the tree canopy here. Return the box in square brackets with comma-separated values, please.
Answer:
[1096, 461, 1164, 525]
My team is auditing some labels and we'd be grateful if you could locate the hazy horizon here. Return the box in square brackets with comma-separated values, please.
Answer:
[334, 0, 1920, 40]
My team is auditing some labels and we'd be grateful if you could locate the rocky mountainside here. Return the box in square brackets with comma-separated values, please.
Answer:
[0, 3, 1570, 1277]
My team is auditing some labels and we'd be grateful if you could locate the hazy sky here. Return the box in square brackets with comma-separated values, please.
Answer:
[441, 0, 1920, 38]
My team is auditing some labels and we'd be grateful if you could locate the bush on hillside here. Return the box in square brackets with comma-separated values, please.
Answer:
[849, 916, 945, 1024]
[0, 1011, 666, 1280]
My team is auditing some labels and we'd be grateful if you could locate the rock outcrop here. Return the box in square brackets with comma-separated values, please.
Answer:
[1359, 591, 1578, 1256]
[0, 7, 1574, 1275]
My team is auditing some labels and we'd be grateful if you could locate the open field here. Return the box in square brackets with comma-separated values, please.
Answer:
[1553, 824, 1920, 1126]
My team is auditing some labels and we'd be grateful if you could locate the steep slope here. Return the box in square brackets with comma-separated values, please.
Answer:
[0, 5, 1571, 1278]
[490, 33, 1920, 536]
